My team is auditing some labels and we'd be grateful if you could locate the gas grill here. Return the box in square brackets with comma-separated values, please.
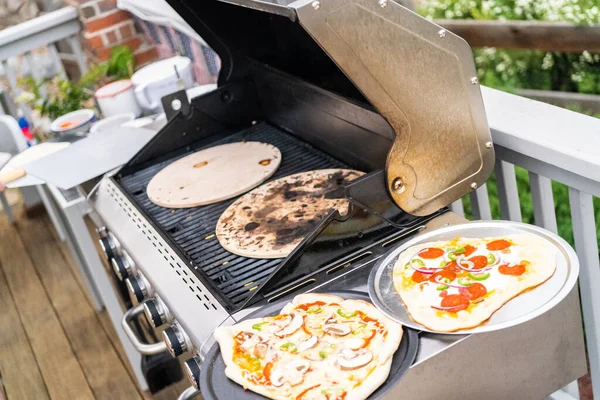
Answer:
[88, 0, 586, 398]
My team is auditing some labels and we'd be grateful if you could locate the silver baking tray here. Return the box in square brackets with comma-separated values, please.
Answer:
[368, 221, 579, 334]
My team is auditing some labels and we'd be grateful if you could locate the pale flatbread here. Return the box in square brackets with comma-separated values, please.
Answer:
[393, 234, 557, 332]
[147, 142, 281, 208]
[216, 169, 364, 259]
[214, 293, 402, 400]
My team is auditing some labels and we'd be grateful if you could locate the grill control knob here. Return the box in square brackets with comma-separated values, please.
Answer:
[163, 324, 190, 357]
[111, 253, 134, 281]
[184, 356, 202, 389]
[143, 297, 170, 329]
[125, 274, 150, 305]
[97, 229, 119, 260]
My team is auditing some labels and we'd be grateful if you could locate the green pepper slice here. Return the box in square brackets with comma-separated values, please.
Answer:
[448, 247, 466, 261]
[322, 388, 344, 395]
[280, 342, 298, 353]
[437, 277, 450, 290]
[458, 277, 472, 286]
[437, 284, 449, 290]
[487, 253, 496, 265]
[252, 322, 268, 331]
[352, 324, 367, 336]
[319, 344, 336, 359]
[337, 308, 357, 319]
[468, 272, 491, 281]
[307, 306, 322, 314]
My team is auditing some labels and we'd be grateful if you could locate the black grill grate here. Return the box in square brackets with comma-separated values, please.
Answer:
[118, 122, 348, 309]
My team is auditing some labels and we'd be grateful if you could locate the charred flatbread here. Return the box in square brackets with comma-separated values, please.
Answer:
[147, 142, 281, 208]
[393, 234, 557, 332]
[214, 293, 402, 400]
[216, 169, 364, 259]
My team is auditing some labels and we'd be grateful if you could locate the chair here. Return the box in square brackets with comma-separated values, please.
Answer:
[0, 116, 27, 223]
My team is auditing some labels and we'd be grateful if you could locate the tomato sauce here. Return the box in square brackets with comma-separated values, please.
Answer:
[296, 384, 321, 399]
[486, 239, 511, 251]
[296, 301, 326, 311]
[361, 329, 377, 348]
[419, 247, 444, 259]
[263, 362, 273, 381]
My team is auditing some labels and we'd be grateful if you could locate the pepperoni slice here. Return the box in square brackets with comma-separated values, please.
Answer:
[499, 263, 526, 276]
[462, 244, 477, 257]
[444, 261, 461, 273]
[430, 269, 457, 283]
[411, 270, 429, 283]
[439, 290, 448, 298]
[466, 283, 487, 300]
[440, 294, 470, 311]
[419, 247, 444, 259]
[469, 255, 489, 270]
[486, 239, 511, 251]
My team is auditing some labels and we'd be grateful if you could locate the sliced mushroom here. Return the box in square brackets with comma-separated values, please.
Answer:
[275, 312, 303, 337]
[286, 359, 310, 374]
[269, 368, 285, 387]
[296, 335, 319, 352]
[337, 349, 373, 371]
[253, 342, 268, 359]
[325, 312, 338, 325]
[323, 323, 351, 336]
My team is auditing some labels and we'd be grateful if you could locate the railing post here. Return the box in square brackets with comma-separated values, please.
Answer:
[494, 159, 522, 221]
[569, 188, 600, 399]
[469, 183, 492, 220]
[529, 172, 558, 233]
[66, 34, 87, 75]
[449, 199, 465, 218]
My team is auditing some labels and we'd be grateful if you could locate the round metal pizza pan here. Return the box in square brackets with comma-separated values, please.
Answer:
[199, 290, 419, 400]
[368, 220, 579, 334]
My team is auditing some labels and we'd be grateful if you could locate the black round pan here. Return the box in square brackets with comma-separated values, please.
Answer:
[199, 290, 419, 400]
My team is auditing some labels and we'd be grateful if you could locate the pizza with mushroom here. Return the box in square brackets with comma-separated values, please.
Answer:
[393, 234, 557, 332]
[213, 293, 403, 400]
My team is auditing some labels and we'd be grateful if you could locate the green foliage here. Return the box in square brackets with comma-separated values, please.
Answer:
[19, 46, 136, 120]
[419, 0, 600, 94]
[419, 0, 600, 251]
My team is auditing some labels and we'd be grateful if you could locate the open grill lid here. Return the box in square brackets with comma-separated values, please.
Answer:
[166, 0, 494, 215]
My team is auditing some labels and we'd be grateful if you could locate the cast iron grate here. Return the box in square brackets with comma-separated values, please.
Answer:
[118, 122, 348, 309]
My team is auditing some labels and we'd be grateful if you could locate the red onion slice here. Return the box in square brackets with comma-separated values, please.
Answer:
[431, 305, 463, 312]
[456, 255, 476, 272]
[409, 252, 442, 274]
[433, 275, 464, 289]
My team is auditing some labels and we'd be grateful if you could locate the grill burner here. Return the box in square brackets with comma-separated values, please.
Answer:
[118, 122, 348, 309]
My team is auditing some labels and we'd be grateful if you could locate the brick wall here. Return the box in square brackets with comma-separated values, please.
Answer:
[68, 0, 158, 66]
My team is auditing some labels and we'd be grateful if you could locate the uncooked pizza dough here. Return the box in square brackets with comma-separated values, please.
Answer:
[216, 169, 364, 259]
[393, 234, 557, 332]
[214, 293, 403, 400]
[147, 142, 281, 208]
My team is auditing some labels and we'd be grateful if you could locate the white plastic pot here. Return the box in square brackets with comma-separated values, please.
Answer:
[131, 56, 194, 113]
[95, 80, 142, 118]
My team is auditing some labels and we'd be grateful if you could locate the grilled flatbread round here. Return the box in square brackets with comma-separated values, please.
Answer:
[216, 169, 364, 259]
[393, 234, 557, 332]
[214, 293, 403, 400]
[147, 142, 281, 208]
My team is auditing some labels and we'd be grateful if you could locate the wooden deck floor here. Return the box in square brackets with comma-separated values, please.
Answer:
[0, 206, 189, 400]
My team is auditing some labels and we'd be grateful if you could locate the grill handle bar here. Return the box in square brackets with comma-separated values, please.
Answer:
[177, 386, 200, 400]
[122, 303, 168, 355]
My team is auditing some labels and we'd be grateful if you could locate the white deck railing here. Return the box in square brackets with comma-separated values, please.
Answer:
[452, 86, 600, 399]
[0, 6, 86, 115]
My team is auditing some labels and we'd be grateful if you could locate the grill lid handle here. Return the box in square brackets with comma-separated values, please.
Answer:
[295, 0, 494, 215]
